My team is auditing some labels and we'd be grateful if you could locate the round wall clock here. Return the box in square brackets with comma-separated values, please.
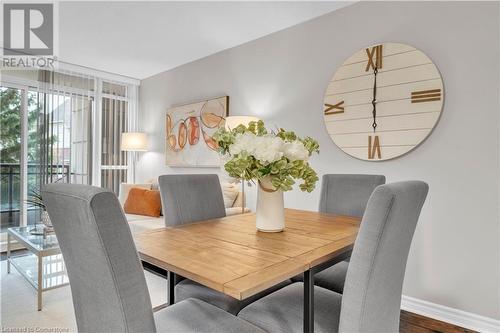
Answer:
[323, 42, 444, 161]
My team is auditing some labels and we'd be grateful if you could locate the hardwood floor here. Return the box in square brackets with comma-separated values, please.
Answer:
[400, 310, 476, 333]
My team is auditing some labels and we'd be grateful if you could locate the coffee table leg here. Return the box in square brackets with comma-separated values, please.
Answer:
[7, 233, 11, 274]
[303, 269, 314, 333]
[37, 254, 43, 311]
[168, 271, 175, 306]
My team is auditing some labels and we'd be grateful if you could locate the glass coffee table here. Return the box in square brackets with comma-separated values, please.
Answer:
[7, 225, 69, 311]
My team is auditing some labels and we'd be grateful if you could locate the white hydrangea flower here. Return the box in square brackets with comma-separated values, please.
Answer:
[229, 133, 256, 156]
[229, 133, 309, 164]
[253, 135, 284, 163]
[283, 140, 309, 161]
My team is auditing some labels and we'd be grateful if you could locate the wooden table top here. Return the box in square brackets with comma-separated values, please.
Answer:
[135, 208, 361, 300]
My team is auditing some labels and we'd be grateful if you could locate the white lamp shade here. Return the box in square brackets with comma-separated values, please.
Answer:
[225, 116, 260, 130]
[121, 132, 148, 151]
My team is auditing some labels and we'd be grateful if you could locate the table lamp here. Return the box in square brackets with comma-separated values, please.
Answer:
[121, 132, 148, 183]
[224, 116, 260, 131]
[224, 116, 260, 213]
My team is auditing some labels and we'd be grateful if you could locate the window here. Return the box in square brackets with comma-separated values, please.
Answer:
[100, 81, 130, 194]
[0, 71, 138, 236]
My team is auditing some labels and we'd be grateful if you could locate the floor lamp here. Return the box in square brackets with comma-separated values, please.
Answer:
[121, 132, 148, 184]
[224, 116, 260, 214]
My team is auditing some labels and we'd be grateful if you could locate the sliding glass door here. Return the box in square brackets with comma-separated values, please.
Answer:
[1, 73, 136, 239]
[28, 90, 93, 227]
[0, 87, 23, 232]
[0, 84, 93, 230]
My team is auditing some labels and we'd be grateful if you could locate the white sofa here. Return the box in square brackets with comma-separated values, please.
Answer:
[119, 183, 250, 236]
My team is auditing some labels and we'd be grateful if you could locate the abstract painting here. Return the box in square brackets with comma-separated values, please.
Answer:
[165, 96, 228, 167]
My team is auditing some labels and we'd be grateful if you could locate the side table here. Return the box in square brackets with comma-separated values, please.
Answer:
[7, 225, 69, 311]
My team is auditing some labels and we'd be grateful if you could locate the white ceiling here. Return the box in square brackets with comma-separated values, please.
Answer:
[59, 1, 352, 79]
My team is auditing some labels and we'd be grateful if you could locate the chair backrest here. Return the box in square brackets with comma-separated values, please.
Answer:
[319, 174, 386, 217]
[339, 181, 428, 333]
[158, 174, 226, 226]
[42, 184, 156, 333]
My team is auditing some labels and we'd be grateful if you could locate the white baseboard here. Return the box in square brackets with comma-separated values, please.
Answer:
[401, 295, 500, 333]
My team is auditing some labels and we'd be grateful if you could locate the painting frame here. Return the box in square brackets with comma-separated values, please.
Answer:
[165, 95, 229, 167]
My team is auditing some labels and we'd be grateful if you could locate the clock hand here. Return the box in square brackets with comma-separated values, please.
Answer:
[372, 67, 378, 132]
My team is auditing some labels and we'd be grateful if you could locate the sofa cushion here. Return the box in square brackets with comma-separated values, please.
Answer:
[124, 188, 161, 217]
[221, 182, 239, 208]
[119, 183, 152, 205]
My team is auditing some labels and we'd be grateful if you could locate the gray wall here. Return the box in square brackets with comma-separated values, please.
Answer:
[138, 2, 500, 319]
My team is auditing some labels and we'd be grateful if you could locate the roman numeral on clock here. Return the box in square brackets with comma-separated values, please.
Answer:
[324, 101, 344, 115]
[411, 89, 442, 103]
[368, 135, 381, 159]
[365, 45, 383, 71]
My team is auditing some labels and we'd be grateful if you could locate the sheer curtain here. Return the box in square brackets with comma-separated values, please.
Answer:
[100, 81, 138, 194]
[22, 70, 95, 225]
[33, 70, 139, 194]
[35, 70, 95, 188]
[1, 67, 138, 234]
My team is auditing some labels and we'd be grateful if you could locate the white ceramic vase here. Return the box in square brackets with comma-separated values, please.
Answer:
[256, 176, 285, 232]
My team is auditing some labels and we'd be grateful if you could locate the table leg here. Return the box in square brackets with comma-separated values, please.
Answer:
[37, 254, 43, 311]
[168, 271, 175, 306]
[303, 269, 314, 333]
[7, 233, 11, 274]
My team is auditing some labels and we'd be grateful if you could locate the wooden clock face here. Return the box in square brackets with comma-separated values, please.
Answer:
[323, 42, 444, 161]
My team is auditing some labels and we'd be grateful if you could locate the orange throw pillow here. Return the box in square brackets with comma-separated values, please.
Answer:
[123, 188, 162, 217]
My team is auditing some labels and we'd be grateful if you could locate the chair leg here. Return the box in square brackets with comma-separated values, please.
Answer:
[303, 269, 314, 333]
[168, 271, 175, 305]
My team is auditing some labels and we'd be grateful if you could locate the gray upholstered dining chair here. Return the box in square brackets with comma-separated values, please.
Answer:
[319, 174, 386, 217]
[159, 174, 227, 227]
[314, 174, 386, 294]
[238, 181, 429, 333]
[159, 174, 291, 315]
[42, 183, 264, 333]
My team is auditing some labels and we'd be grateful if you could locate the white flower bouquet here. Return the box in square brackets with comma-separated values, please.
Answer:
[213, 120, 319, 192]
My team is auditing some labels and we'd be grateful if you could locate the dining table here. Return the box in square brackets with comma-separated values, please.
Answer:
[135, 208, 361, 333]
